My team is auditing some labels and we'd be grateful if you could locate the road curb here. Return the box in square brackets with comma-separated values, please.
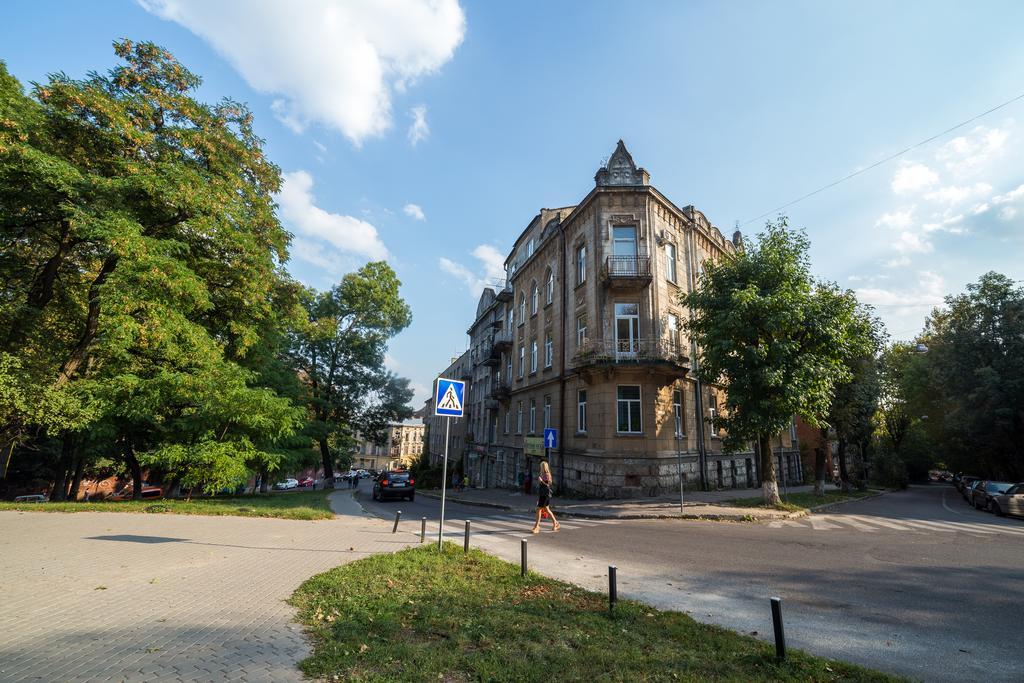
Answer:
[417, 490, 804, 522]
[807, 489, 888, 514]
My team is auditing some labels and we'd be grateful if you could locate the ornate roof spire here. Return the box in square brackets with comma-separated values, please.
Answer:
[595, 139, 649, 187]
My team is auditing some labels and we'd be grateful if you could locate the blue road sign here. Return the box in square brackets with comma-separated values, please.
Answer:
[543, 428, 557, 449]
[435, 377, 466, 417]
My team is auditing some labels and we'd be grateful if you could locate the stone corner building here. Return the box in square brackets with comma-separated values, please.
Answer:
[428, 141, 801, 498]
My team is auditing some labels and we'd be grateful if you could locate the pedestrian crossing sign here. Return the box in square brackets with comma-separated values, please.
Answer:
[434, 377, 466, 417]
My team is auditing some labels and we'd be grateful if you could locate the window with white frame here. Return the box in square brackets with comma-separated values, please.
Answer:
[531, 282, 538, 315]
[518, 294, 526, 324]
[672, 389, 684, 436]
[506, 355, 513, 383]
[545, 269, 554, 304]
[508, 304, 514, 330]
[543, 395, 551, 428]
[616, 385, 642, 433]
[529, 399, 536, 433]
[504, 410, 510, 434]
[577, 314, 587, 347]
[530, 339, 538, 373]
[518, 346, 525, 378]
[666, 313, 679, 352]
[544, 333, 553, 368]
[666, 242, 677, 283]
[516, 401, 523, 433]
[527, 238, 535, 258]
[576, 244, 586, 284]
[577, 389, 587, 432]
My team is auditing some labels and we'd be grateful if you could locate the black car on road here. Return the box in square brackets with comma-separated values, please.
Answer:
[971, 480, 1013, 512]
[372, 470, 415, 502]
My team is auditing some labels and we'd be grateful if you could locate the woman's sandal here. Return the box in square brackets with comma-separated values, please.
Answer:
[552, 523, 561, 532]
[531, 526, 540, 534]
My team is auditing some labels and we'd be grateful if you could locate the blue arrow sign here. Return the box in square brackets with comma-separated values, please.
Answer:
[435, 377, 466, 417]
[543, 428, 557, 449]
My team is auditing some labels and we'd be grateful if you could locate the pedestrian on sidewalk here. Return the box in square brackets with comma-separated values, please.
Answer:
[531, 461, 559, 534]
[462, 474, 470, 491]
[452, 471, 460, 492]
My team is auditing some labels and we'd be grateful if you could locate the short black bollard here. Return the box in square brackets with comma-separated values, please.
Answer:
[770, 596, 786, 660]
[608, 565, 618, 612]
[521, 538, 528, 576]
[464, 520, 471, 552]
[392, 510, 402, 534]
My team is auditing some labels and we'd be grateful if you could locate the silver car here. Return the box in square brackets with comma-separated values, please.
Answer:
[990, 483, 1024, 517]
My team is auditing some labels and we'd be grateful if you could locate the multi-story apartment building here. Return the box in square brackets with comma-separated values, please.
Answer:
[352, 423, 426, 471]
[430, 141, 801, 498]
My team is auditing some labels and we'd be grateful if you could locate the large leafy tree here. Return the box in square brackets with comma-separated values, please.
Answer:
[923, 272, 1024, 479]
[290, 262, 413, 485]
[0, 41, 297, 495]
[684, 218, 867, 506]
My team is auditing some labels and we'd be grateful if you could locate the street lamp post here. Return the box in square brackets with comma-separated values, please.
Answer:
[675, 415, 685, 515]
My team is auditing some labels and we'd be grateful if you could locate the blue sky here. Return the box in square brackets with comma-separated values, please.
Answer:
[3, 1, 1023, 405]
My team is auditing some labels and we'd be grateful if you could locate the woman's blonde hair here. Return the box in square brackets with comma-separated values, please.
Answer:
[540, 461, 552, 479]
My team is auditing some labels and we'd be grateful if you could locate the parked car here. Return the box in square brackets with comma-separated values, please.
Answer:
[372, 470, 415, 502]
[961, 478, 981, 501]
[971, 480, 1014, 511]
[990, 483, 1024, 517]
[297, 476, 315, 488]
[14, 494, 48, 503]
[273, 478, 299, 490]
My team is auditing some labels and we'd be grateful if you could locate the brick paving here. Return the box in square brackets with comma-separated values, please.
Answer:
[0, 492, 408, 683]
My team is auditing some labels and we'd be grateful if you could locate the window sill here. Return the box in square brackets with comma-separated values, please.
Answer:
[615, 432, 645, 437]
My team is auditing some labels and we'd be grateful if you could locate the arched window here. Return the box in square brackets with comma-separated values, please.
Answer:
[530, 281, 538, 315]
[518, 293, 526, 323]
[545, 268, 554, 304]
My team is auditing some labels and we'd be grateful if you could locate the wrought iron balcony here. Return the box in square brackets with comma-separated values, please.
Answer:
[492, 329, 513, 352]
[489, 379, 512, 402]
[601, 255, 652, 289]
[495, 282, 513, 302]
[572, 338, 688, 371]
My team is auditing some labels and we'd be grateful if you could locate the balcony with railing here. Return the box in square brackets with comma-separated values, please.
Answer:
[601, 254, 652, 289]
[491, 328, 513, 352]
[495, 281, 513, 302]
[489, 378, 512, 402]
[572, 338, 689, 373]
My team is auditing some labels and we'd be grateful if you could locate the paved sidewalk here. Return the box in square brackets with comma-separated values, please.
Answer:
[419, 483, 831, 520]
[0, 491, 410, 683]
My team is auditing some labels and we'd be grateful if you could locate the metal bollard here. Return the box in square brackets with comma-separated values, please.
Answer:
[770, 597, 786, 660]
[420, 516, 426, 543]
[609, 565, 618, 612]
[392, 510, 402, 534]
[521, 538, 528, 576]
[464, 520, 471, 552]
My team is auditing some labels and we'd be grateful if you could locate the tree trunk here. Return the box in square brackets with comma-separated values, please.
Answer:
[319, 438, 335, 488]
[54, 254, 119, 388]
[1, 432, 18, 480]
[837, 437, 851, 492]
[759, 434, 781, 506]
[813, 446, 826, 496]
[259, 464, 269, 493]
[68, 455, 86, 500]
[52, 466, 69, 502]
[125, 445, 143, 501]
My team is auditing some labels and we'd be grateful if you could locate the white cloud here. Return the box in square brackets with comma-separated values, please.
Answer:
[403, 203, 426, 221]
[875, 208, 914, 230]
[884, 256, 911, 268]
[1000, 206, 1018, 221]
[140, 0, 465, 145]
[276, 170, 389, 261]
[856, 271, 946, 335]
[936, 125, 1009, 172]
[408, 104, 429, 145]
[893, 231, 933, 253]
[439, 244, 507, 295]
[923, 182, 992, 204]
[891, 163, 939, 194]
[991, 183, 1024, 205]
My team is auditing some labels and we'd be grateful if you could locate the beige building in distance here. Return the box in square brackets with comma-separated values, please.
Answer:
[353, 423, 426, 472]
[433, 141, 801, 498]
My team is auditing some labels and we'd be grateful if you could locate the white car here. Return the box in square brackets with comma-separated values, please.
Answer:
[274, 478, 299, 490]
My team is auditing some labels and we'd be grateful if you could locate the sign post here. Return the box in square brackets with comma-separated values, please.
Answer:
[434, 377, 466, 551]
[543, 428, 557, 475]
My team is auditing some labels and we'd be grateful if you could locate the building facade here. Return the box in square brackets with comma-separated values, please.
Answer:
[428, 141, 801, 498]
[353, 423, 426, 472]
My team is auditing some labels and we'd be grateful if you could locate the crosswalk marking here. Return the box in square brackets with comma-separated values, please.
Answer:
[844, 515, 913, 531]
[766, 514, 1024, 537]
[808, 517, 842, 530]
[832, 516, 878, 531]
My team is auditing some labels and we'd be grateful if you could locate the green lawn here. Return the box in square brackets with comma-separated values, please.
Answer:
[0, 489, 336, 520]
[728, 489, 879, 512]
[290, 544, 899, 682]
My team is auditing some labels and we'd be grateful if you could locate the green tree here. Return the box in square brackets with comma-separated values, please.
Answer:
[684, 218, 867, 506]
[0, 41, 294, 495]
[289, 262, 413, 485]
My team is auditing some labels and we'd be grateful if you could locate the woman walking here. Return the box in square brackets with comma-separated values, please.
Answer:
[531, 461, 560, 533]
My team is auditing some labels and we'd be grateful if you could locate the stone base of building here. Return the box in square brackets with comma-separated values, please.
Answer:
[476, 446, 803, 499]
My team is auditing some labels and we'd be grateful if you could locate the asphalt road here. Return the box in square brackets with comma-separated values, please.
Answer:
[353, 484, 1024, 682]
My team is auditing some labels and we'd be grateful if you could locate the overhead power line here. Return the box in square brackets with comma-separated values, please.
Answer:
[742, 90, 1024, 226]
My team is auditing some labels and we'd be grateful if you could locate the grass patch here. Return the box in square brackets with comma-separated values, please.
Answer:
[728, 489, 879, 512]
[0, 490, 336, 520]
[290, 544, 899, 682]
